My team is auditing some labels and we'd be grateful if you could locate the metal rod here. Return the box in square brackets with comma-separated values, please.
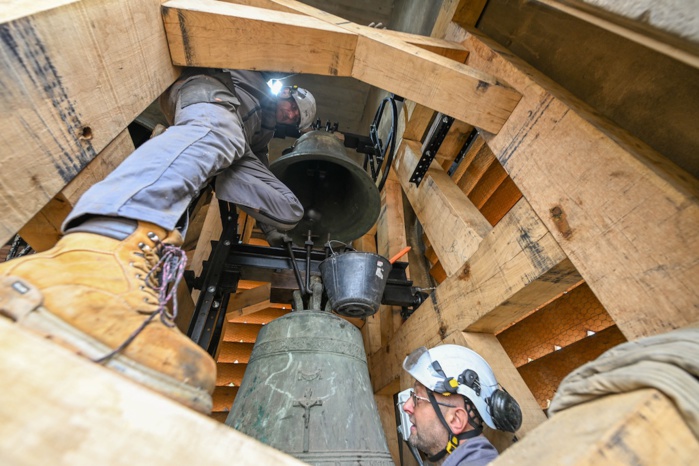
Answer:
[285, 240, 307, 296]
[305, 230, 313, 294]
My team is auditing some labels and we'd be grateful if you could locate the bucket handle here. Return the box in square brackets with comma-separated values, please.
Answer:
[325, 240, 356, 256]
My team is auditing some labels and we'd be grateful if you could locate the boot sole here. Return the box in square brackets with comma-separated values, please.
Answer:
[0, 276, 212, 414]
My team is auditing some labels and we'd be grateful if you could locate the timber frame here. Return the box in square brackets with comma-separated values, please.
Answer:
[1, 0, 698, 464]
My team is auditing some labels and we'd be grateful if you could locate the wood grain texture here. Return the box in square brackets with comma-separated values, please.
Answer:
[0, 0, 179, 245]
[491, 389, 699, 465]
[0, 319, 305, 465]
[18, 130, 135, 251]
[369, 198, 579, 392]
[459, 28, 699, 339]
[394, 139, 492, 276]
[162, 0, 357, 76]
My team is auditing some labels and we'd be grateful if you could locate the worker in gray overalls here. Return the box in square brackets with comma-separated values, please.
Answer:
[0, 69, 316, 414]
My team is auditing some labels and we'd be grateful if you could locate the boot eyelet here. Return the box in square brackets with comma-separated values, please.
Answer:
[139, 286, 145, 290]
[147, 232, 160, 242]
[135, 274, 142, 279]
[138, 242, 146, 250]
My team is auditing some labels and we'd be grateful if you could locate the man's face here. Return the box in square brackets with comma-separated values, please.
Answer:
[276, 88, 300, 125]
[401, 382, 450, 455]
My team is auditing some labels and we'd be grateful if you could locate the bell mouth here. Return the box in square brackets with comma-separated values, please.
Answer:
[270, 131, 381, 248]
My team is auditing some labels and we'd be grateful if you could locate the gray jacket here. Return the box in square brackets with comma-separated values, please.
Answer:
[442, 436, 498, 466]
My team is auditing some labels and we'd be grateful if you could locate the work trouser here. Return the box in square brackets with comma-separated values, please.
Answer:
[64, 74, 304, 234]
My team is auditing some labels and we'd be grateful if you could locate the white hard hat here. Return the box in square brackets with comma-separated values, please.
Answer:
[403, 345, 504, 430]
[290, 86, 316, 129]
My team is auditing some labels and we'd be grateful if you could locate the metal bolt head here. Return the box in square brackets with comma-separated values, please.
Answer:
[207, 286, 216, 293]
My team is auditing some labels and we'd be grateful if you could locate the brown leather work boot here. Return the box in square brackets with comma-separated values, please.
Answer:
[0, 222, 216, 414]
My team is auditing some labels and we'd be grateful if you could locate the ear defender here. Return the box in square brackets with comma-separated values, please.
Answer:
[488, 389, 523, 433]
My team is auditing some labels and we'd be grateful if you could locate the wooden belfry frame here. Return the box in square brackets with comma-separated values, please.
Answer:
[1, 0, 698, 464]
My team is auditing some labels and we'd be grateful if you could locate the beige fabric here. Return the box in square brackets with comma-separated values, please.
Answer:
[549, 325, 699, 439]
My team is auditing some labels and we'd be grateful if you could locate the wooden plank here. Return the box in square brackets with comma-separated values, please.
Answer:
[226, 301, 285, 319]
[351, 32, 520, 133]
[431, 0, 488, 39]
[533, 0, 699, 70]
[19, 129, 135, 251]
[377, 177, 409, 346]
[449, 332, 547, 446]
[162, 0, 357, 76]
[263, 0, 521, 133]
[435, 120, 475, 170]
[468, 159, 509, 209]
[0, 0, 179, 245]
[479, 176, 523, 226]
[217, 342, 254, 363]
[0, 320, 304, 465]
[375, 395, 400, 464]
[491, 389, 699, 465]
[222, 322, 263, 343]
[517, 326, 626, 409]
[368, 198, 580, 393]
[167, 0, 516, 132]
[498, 283, 614, 367]
[226, 283, 272, 312]
[400, 101, 435, 143]
[226, 0, 467, 61]
[457, 139, 497, 195]
[216, 362, 247, 386]
[460, 29, 699, 339]
[394, 139, 492, 276]
[188, 199, 222, 303]
[212, 385, 239, 412]
[451, 134, 485, 185]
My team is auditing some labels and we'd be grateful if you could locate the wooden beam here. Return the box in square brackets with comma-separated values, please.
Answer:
[431, 0, 489, 39]
[0, 319, 304, 465]
[498, 282, 613, 367]
[226, 283, 272, 313]
[376, 176, 410, 346]
[188, 199, 222, 303]
[394, 139, 492, 277]
[448, 332, 547, 445]
[368, 198, 581, 393]
[227, 0, 521, 133]
[0, 0, 179, 245]
[162, 0, 357, 76]
[225, 0, 471, 61]
[532, 0, 699, 70]
[18, 129, 135, 251]
[351, 31, 520, 133]
[491, 389, 699, 465]
[517, 326, 626, 409]
[459, 29, 699, 339]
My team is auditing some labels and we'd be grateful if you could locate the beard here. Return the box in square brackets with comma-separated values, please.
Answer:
[408, 425, 443, 456]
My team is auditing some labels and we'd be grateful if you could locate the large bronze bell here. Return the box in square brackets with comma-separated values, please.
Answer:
[270, 131, 381, 248]
[225, 280, 394, 465]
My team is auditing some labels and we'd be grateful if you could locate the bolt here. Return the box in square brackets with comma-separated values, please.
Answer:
[224, 240, 231, 246]
[207, 286, 216, 293]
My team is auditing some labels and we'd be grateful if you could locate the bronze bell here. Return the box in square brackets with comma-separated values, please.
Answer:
[225, 279, 394, 465]
[270, 131, 381, 248]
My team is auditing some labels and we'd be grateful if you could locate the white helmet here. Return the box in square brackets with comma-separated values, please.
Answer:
[289, 86, 316, 129]
[403, 345, 521, 432]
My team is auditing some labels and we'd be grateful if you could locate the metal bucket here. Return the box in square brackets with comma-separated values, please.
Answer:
[319, 251, 391, 317]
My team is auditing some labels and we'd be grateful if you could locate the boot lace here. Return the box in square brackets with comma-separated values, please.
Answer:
[94, 236, 187, 363]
